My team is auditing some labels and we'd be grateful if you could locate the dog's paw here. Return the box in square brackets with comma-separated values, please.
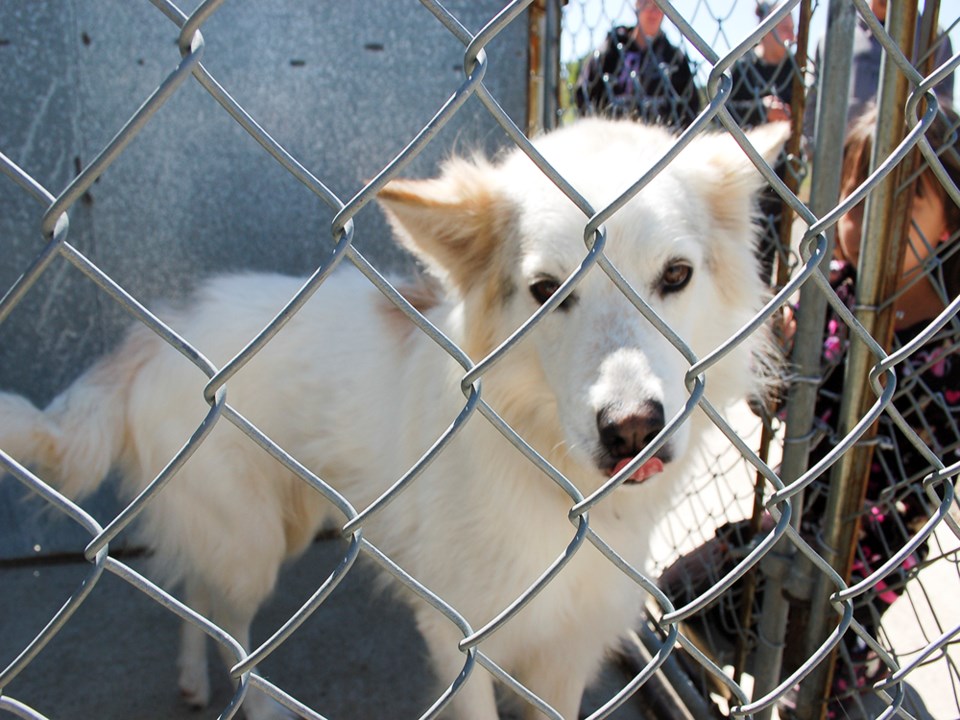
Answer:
[177, 665, 211, 709]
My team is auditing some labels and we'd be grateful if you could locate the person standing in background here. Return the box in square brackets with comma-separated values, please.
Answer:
[728, 2, 797, 127]
[728, 3, 801, 280]
[575, 0, 701, 129]
[805, 0, 954, 138]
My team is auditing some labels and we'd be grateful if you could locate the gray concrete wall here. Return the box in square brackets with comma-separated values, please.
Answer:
[0, 0, 529, 559]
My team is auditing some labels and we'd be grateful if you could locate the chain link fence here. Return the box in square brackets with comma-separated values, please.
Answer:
[553, 1, 960, 719]
[1, 1, 959, 719]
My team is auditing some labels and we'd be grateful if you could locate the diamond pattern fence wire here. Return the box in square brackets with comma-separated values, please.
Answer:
[557, 1, 960, 719]
[1, 1, 959, 719]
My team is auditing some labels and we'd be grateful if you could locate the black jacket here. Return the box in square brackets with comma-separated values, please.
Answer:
[575, 26, 701, 129]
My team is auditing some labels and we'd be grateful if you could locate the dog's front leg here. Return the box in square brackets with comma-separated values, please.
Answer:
[178, 578, 212, 708]
[519, 685, 584, 720]
[517, 654, 590, 720]
[416, 612, 500, 720]
[207, 589, 299, 720]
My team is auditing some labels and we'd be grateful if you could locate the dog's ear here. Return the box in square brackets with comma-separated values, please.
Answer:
[713, 121, 790, 192]
[688, 122, 791, 234]
[745, 121, 792, 166]
[378, 158, 509, 294]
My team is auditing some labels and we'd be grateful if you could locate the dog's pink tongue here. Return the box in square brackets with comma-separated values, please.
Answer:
[612, 457, 664, 484]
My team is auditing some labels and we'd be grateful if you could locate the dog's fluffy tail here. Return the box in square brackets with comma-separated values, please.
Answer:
[0, 331, 150, 499]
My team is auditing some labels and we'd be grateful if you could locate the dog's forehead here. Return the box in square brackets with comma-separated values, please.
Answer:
[497, 123, 724, 284]
[502, 125, 702, 225]
[507, 159, 702, 276]
[506, 130, 672, 203]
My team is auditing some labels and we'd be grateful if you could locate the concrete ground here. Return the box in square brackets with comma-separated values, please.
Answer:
[0, 538, 654, 720]
[3, 406, 955, 719]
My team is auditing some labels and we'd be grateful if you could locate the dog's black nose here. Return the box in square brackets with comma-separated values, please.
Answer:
[597, 401, 666, 460]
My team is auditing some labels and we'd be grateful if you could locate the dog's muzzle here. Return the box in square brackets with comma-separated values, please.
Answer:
[597, 401, 673, 484]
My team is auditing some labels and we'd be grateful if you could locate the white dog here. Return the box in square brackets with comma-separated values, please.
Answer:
[0, 119, 785, 719]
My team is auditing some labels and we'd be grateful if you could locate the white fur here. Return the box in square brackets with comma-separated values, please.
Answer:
[0, 119, 786, 720]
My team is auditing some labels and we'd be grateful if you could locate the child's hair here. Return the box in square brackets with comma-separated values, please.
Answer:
[838, 104, 960, 300]
[839, 104, 960, 235]
[755, 1, 773, 20]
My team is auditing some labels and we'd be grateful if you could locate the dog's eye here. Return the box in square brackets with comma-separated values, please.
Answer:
[659, 262, 693, 294]
[529, 278, 575, 311]
[530, 278, 560, 305]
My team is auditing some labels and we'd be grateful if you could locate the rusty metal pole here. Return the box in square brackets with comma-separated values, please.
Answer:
[733, 0, 813, 696]
[527, 0, 548, 136]
[526, 0, 564, 136]
[793, 2, 920, 718]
